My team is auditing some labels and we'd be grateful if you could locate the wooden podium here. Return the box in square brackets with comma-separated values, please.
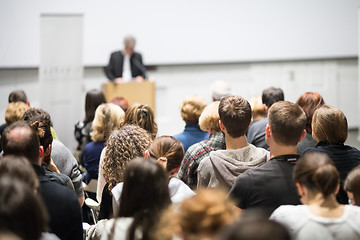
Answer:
[102, 81, 155, 111]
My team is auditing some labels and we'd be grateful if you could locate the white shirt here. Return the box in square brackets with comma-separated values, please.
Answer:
[270, 204, 360, 240]
[122, 54, 132, 82]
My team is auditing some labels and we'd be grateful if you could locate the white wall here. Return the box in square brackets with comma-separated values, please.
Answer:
[0, 58, 358, 150]
[1, 0, 360, 67]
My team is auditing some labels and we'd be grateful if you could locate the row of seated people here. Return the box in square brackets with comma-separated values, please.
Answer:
[1, 86, 360, 240]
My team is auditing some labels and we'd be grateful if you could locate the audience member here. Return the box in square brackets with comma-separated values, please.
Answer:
[98, 125, 152, 219]
[0, 155, 39, 193]
[249, 96, 266, 122]
[174, 95, 209, 152]
[210, 80, 231, 101]
[0, 101, 30, 152]
[178, 101, 226, 189]
[2, 121, 83, 240]
[146, 136, 195, 204]
[296, 92, 325, 155]
[304, 105, 360, 204]
[177, 188, 238, 240]
[229, 101, 306, 213]
[23, 108, 85, 205]
[197, 96, 269, 190]
[344, 165, 360, 206]
[101, 158, 171, 240]
[8, 89, 29, 105]
[74, 89, 106, 164]
[0, 90, 29, 141]
[82, 103, 125, 184]
[123, 103, 158, 139]
[110, 96, 129, 112]
[271, 152, 360, 240]
[247, 87, 284, 150]
[218, 218, 291, 240]
[0, 176, 49, 240]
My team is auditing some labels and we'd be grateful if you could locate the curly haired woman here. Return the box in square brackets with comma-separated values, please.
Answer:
[98, 125, 152, 220]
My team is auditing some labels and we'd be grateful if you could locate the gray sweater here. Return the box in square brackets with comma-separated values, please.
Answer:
[197, 144, 270, 190]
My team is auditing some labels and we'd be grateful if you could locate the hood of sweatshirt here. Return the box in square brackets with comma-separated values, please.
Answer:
[208, 144, 270, 188]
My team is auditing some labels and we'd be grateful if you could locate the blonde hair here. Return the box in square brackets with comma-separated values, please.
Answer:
[199, 101, 221, 132]
[90, 103, 125, 142]
[312, 105, 348, 144]
[250, 96, 266, 120]
[123, 104, 158, 139]
[5, 102, 30, 124]
[178, 189, 237, 239]
[180, 95, 207, 124]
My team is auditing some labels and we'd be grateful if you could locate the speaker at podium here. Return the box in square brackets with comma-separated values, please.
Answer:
[102, 81, 155, 111]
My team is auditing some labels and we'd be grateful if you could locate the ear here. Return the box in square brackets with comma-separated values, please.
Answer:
[144, 150, 149, 159]
[219, 120, 225, 131]
[44, 144, 52, 156]
[39, 145, 44, 159]
[265, 124, 271, 138]
[296, 182, 305, 196]
[298, 129, 307, 143]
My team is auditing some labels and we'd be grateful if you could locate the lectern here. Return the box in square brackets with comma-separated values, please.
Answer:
[102, 81, 155, 111]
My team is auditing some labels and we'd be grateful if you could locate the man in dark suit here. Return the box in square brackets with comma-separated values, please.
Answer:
[105, 35, 147, 83]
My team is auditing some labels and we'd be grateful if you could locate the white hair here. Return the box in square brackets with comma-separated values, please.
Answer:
[123, 35, 136, 46]
[210, 80, 231, 101]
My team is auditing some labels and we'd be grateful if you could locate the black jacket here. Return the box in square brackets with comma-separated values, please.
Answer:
[105, 51, 147, 80]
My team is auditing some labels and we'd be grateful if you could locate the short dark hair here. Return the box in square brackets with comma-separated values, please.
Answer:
[268, 101, 306, 146]
[344, 165, 360, 206]
[294, 152, 339, 198]
[218, 96, 251, 138]
[2, 121, 40, 164]
[219, 218, 291, 240]
[8, 90, 28, 104]
[262, 87, 284, 108]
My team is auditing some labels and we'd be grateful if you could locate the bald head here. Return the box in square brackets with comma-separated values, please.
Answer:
[2, 121, 40, 164]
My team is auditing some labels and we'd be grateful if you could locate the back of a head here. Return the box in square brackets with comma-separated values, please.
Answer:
[219, 218, 291, 240]
[148, 136, 184, 174]
[199, 101, 221, 132]
[0, 176, 47, 240]
[250, 96, 266, 120]
[178, 188, 236, 239]
[344, 166, 360, 206]
[23, 108, 53, 152]
[110, 96, 129, 112]
[118, 158, 170, 217]
[2, 121, 40, 164]
[294, 152, 339, 198]
[180, 95, 207, 124]
[218, 95, 251, 138]
[268, 101, 306, 146]
[124, 104, 158, 138]
[0, 155, 39, 191]
[296, 92, 325, 132]
[103, 125, 153, 191]
[8, 90, 28, 104]
[210, 80, 231, 101]
[84, 89, 106, 123]
[90, 103, 125, 142]
[262, 87, 284, 108]
[5, 102, 30, 124]
[312, 105, 348, 144]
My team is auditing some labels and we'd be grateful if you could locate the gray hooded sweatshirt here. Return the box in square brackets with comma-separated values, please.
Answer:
[197, 144, 270, 190]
